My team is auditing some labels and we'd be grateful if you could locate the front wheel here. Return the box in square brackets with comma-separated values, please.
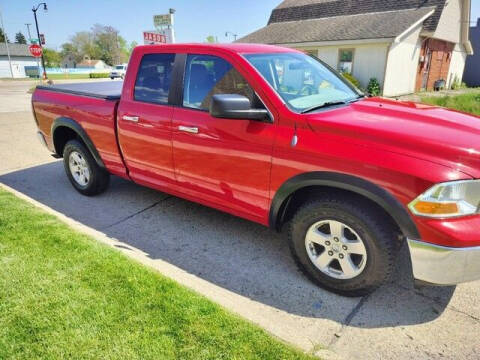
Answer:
[63, 139, 110, 196]
[288, 196, 398, 297]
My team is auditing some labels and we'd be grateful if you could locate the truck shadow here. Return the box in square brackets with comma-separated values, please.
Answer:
[0, 162, 456, 328]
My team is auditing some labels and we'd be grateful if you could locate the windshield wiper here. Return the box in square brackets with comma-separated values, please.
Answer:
[300, 96, 364, 114]
[300, 101, 347, 114]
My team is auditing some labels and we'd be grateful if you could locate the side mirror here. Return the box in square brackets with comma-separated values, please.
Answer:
[210, 94, 270, 121]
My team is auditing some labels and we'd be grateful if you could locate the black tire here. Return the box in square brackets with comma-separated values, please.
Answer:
[288, 195, 398, 297]
[63, 139, 110, 196]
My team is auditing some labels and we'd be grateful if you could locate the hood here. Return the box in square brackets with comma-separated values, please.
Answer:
[305, 97, 480, 178]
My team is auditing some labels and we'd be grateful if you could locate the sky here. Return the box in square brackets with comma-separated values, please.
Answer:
[0, 0, 479, 50]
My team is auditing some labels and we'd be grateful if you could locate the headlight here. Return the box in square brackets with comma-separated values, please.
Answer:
[408, 180, 480, 218]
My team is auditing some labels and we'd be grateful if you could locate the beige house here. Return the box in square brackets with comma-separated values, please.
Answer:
[238, 0, 473, 96]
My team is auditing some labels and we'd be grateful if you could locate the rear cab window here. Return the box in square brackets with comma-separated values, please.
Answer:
[134, 53, 175, 104]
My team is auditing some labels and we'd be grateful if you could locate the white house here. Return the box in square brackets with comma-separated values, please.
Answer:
[0, 44, 39, 78]
[238, 0, 473, 96]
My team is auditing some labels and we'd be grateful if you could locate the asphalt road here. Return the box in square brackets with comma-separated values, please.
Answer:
[1, 79, 479, 359]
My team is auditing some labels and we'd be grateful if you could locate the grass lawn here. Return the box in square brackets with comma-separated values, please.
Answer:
[0, 189, 314, 360]
[45, 73, 92, 80]
[421, 91, 480, 116]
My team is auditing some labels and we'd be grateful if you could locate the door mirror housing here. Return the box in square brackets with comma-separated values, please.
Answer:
[210, 94, 270, 121]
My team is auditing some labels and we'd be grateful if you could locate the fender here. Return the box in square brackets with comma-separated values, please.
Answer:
[269, 171, 420, 239]
[51, 117, 106, 169]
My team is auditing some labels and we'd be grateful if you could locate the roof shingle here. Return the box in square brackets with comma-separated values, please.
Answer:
[0, 44, 34, 57]
[269, 0, 446, 32]
[238, 7, 436, 44]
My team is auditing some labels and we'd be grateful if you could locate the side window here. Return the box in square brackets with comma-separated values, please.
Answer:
[134, 53, 175, 104]
[183, 54, 260, 111]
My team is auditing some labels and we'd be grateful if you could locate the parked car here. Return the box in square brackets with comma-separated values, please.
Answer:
[110, 64, 127, 79]
[32, 44, 480, 297]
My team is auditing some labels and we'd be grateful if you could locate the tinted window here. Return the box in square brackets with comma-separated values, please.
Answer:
[134, 53, 175, 104]
[183, 54, 257, 111]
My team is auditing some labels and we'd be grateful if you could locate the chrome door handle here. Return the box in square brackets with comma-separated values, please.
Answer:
[178, 126, 199, 134]
[122, 115, 139, 122]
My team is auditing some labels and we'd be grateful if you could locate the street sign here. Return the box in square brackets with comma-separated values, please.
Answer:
[154, 14, 172, 27]
[143, 30, 173, 44]
[39, 34, 45, 45]
[28, 44, 43, 57]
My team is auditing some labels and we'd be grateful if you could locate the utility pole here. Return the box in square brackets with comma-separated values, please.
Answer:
[32, 2, 48, 80]
[225, 31, 238, 42]
[25, 23, 33, 41]
[0, 7, 13, 78]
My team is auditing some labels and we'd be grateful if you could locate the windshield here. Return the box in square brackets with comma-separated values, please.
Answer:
[115, 65, 125, 70]
[244, 52, 360, 113]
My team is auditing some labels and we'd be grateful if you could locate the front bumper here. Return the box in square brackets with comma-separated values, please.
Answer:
[408, 238, 480, 285]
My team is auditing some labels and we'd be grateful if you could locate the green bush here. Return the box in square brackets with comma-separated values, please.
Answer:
[89, 72, 110, 78]
[342, 72, 361, 89]
[367, 78, 381, 96]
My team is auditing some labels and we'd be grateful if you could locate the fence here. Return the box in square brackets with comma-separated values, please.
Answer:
[24, 66, 112, 78]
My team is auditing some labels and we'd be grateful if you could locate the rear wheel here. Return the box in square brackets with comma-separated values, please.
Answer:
[288, 195, 398, 297]
[63, 139, 110, 196]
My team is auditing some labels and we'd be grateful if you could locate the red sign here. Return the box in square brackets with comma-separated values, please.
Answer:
[29, 44, 43, 57]
[143, 31, 166, 44]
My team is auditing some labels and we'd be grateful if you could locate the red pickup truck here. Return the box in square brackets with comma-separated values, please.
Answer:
[32, 43, 480, 296]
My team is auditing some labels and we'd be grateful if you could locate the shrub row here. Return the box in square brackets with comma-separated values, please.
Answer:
[89, 73, 110, 78]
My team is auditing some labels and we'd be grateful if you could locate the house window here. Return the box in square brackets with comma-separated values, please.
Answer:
[338, 49, 354, 74]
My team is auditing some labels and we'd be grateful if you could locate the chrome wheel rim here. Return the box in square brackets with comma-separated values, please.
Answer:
[68, 151, 90, 186]
[305, 220, 367, 280]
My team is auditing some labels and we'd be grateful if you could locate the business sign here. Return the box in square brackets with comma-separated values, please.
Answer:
[39, 34, 45, 45]
[143, 29, 173, 44]
[154, 14, 172, 27]
[28, 44, 43, 57]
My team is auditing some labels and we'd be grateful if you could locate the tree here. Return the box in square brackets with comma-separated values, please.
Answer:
[205, 35, 216, 43]
[59, 25, 130, 66]
[0, 28, 9, 43]
[60, 42, 82, 64]
[92, 24, 128, 65]
[127, 41, 138, 58]
[43, 48, 61, 67]
[15, 32, 27, 44]
[70, 31, 99, 60]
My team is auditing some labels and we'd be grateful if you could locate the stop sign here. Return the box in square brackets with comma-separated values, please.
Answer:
[29, 44, 43, 57]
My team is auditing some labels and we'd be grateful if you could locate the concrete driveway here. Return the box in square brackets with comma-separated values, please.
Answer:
[1, 80, 479, 359]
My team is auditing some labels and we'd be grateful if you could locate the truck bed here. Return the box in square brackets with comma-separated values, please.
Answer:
[32, 83, 127, 178]
[36, 81, 123, 100]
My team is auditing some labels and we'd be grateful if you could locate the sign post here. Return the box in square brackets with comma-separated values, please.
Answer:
[146, 9, 175, 45]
